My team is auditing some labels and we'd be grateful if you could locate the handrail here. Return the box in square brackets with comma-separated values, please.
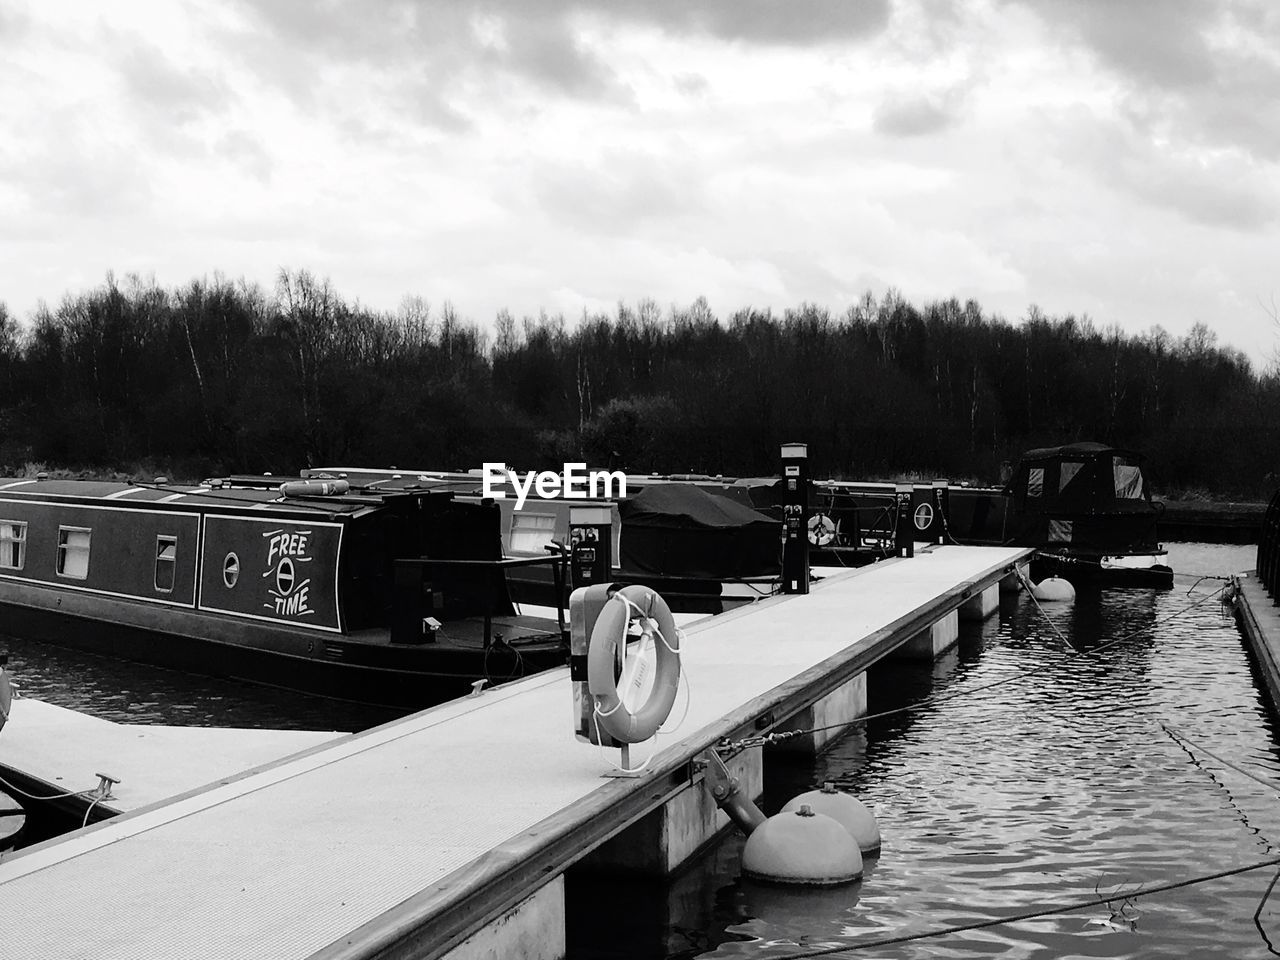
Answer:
[401, 549, 571, 641]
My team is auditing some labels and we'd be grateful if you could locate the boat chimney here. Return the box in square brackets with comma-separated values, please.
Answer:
[279, 479, 351, 497]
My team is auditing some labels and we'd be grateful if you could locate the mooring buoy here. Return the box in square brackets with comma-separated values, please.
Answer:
[741, 804, 863, 885]
[1031, 576, 1075, 601]
[781, 782, 881, 856]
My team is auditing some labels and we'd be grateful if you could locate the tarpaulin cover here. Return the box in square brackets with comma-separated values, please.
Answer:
[619, 483, 782, 578]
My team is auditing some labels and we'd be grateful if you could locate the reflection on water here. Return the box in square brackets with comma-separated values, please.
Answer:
[0, 635, 401, 732]
[569, 543, 1277, 959]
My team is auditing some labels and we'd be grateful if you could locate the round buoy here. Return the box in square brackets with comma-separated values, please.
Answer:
[781, 783, 881, 856]
[1032, 576, 1075, 602]
[742, 804, 863, 885]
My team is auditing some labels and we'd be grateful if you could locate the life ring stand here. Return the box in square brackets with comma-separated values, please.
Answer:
[587, 585, 681, 744]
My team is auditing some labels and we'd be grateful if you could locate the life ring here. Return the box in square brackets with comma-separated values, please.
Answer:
[587, 585, 681, 744]
[0, 667, 11, 735]
[913, 502, 934, 531]
[808, 513, 837, 547]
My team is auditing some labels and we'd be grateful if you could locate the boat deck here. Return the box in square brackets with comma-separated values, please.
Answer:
[0, 545, 1030, 960]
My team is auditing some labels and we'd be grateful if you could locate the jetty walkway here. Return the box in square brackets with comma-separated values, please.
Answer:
[0, 545, 1030, 960]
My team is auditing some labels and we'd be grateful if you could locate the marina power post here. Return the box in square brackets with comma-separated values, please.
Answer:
[780, 442, 810, 594]
[895, 482, 915, 558]
[568, 506, 612, 590]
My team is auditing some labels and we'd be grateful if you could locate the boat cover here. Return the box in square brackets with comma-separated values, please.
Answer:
[1004, 441, 1161, 552]
[619, 484, 782, 579]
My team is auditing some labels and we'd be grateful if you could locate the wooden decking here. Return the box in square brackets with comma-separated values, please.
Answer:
[0, 545, 1030, 960]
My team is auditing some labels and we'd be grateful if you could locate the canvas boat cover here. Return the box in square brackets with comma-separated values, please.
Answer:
[619, 483, 782, 579]
[1005, 441, 1161, 553]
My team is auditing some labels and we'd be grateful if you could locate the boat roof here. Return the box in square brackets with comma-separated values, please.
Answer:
[1016, 441, 1146, 464]
[0, 476, 408, 518]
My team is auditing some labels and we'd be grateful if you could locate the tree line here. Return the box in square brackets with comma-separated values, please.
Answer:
[0, 269, 1273, 497]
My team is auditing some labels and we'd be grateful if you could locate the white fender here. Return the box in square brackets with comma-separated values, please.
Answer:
[1032, 576, 1076, 602]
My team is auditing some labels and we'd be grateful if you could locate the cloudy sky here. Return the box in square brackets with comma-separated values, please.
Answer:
[4, 0, 1278, 364]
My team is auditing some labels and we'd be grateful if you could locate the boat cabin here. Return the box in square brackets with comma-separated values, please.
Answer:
[1005, 442, 1161, 553]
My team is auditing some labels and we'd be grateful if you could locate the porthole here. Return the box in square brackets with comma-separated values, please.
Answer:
[223, 552, 240, 588]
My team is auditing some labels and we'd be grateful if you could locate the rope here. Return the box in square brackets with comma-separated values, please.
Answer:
[763, 856, 1280, 959]
[1014, 566, 1077, 651]
[0, 772, 96, 802]
[722, 578, 1230, 751]
[81, 794, 103, 828]
[1160, 721, 1279, 854]
[1161, 722, 1280, 796]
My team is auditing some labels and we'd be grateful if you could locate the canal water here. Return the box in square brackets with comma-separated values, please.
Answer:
[2, 543, 1273, 958]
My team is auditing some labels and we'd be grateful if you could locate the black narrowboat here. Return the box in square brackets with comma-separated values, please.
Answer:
[0, 476, 567, 708]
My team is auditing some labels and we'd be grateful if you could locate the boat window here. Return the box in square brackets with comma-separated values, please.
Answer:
[1027, 468, 1044, 498]
[1059, 461, 1083, 492]
[155, 536, 177, 593]
[1113, 458, 1145, 499]
[0, 521, 26, 570]
[509, 512, 557, 554]
[223, 552, 240, 588]
[56, 526, 91, 579]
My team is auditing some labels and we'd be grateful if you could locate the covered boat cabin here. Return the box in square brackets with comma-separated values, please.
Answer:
[1005, 442, 1162, 554]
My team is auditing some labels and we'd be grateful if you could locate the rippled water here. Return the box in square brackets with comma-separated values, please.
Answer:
[4, 544, 1273, 958]
[568, 542, 1276, 959]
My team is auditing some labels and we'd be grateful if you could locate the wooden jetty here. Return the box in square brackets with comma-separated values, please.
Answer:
[0, 544, 1030, 960]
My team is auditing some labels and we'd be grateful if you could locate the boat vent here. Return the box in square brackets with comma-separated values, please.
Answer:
[323, 641, 346, 663]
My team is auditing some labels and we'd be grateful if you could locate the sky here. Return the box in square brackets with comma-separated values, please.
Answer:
[3, 0, 1279, 366]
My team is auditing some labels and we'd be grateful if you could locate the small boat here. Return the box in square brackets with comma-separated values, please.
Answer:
[1002, 442, 1172, 587]
[0, 476, 568, 708]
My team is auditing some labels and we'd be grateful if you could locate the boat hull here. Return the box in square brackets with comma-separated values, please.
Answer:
[1029, 553, 1174, 589]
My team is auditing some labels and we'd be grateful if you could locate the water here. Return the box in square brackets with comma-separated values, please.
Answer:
[3, 543, 1272, 958]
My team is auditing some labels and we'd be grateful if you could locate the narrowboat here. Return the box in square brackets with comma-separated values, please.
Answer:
[0, 476, 568, 709]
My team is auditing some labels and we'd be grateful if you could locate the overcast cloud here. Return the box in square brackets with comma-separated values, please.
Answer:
[2, 0, 1278, 364]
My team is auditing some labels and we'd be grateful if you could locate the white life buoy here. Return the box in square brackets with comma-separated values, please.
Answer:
[587, 586, 681, 744]
[913, 502, 934, 531]
[807, 513, 837, 547]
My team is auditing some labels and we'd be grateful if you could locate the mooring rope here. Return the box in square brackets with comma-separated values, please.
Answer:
[0, 772, 98, 803]
[760, 856, 1280, 959]
[1159, 721, 1280, 855]
[721, 579, 1232, 752]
